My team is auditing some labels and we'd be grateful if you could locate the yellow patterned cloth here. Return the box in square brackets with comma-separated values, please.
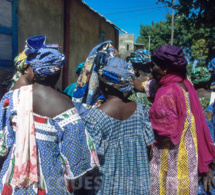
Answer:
[150, 90, 198, 195]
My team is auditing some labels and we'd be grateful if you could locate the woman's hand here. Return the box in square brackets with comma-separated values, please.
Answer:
[133, 77, 145, 92]
[203, 167, 215, 192]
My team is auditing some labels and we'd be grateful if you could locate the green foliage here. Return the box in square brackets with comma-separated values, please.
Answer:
[136, 14, 172, 52]
[155, 0, 215, 64]
[186, 63, 193, 78]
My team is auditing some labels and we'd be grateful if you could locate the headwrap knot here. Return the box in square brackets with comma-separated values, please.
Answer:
[25, 35, 65, 77]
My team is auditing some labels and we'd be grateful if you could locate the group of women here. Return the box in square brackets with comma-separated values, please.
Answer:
[0, 35, 215, 195]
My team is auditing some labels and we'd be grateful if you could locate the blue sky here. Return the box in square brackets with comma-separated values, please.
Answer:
[83, 0, 172, 42]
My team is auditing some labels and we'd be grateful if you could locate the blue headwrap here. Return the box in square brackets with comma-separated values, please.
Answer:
[75, 62, 85, 76]
[98, 57, 135, 93]
[25, 35, 65, 77]
[208, 58, 215, 71]
[87, 40, 114, 57]
[208, 59, 215, 90]
[129, 49, 151, 64]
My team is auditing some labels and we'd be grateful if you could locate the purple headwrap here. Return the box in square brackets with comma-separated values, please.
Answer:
[152, 45, 187, 70]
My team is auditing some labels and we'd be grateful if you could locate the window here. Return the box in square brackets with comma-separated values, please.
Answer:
[0, 0, 18, 67]
[127, 44, 129, 51]
[99, 31, 106, 43]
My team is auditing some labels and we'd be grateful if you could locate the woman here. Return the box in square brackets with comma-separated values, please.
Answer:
[72, 40, 119, 117]
[197, 103, 215, 194]
[81, 56, 154, 194]
[63, 62, 85, 98]
[128, 49, 153, 111]
[0, 35, 99, 195]
[191, 66, 215, 111]
[149, 45, 215, 194]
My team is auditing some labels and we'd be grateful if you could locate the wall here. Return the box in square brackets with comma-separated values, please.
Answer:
[17, 0, 64, 89]
[119, 34, 134, 60]
[17, 0, 119, 90]
[68, 0, 118, 86]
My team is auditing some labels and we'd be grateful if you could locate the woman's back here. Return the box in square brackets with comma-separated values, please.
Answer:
[98, 99, 137, 121]
[83, 102, 154, 195]
[0, 87, 98, 195]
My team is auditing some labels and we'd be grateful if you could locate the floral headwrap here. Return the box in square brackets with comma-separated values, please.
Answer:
[25, 35, 65, 78]
[15, 51, 28, 73]
[191, 66, 211, 85]
[129, 49, 151, 64]
[98, 57, 135, 93]
[73, 41, 116, 117]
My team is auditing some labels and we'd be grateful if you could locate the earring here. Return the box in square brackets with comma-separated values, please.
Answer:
[164, 70, 167, 75]
[105, 87, 108, 91]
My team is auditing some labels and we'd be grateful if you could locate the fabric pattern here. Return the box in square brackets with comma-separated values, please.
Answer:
[14, 51, 28, 73]
[0, 89, 99, 195]
[149, 74, 215, 173]
[198, 103, 215, 195]
[191, 66, 211, 85]
[208, 58, 215, 90]
[72, 41, 116, 117]
[12, 85, 38, 188]
[98, 57, 135, 93]
[129, 49, 151, 64]
[82, 102, 154, 195]
[128, 92, 152, 111]
[199, 96, 210, 111]
[150, 90, 198, 195]
[25, 35, 65, 79]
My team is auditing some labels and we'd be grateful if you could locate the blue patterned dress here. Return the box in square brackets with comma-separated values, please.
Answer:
[82, 102, 154, 195]
[0, 89, 98, 195]
[198, 102, 215, 195]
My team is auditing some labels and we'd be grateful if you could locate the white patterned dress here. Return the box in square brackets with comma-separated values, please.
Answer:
[0, 89, 98, 195]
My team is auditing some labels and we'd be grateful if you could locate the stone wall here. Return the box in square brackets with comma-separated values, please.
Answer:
[119, 34, 134, 60]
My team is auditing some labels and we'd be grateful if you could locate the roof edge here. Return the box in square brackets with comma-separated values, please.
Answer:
[81, 1, 127, 34]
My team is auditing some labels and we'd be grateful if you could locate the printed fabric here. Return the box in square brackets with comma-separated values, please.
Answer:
[72, 41, 116, 117]
[25, 35, 65, 78]
[0, 89, 99, 195]
[149, 74, 215, 173]
[12, 85, 38, 188]
[150, 90, 198, 195]
[129, 49, 151, 64]
[198, 103, 215, 194]
[98, 57, 135, 93]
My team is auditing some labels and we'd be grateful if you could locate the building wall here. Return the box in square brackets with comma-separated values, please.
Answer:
[16, 0, 118, 90]
[119, 34, 134, 60]
[17, 0, 64, 89]
[68, 0, 118, 86]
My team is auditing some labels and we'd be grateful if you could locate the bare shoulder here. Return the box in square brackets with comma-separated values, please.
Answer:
[33, 84, 74, 118]
[99, 100, 137, 120]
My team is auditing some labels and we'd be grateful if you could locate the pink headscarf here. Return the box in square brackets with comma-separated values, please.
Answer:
[149, 73, 215, 173]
